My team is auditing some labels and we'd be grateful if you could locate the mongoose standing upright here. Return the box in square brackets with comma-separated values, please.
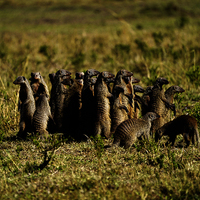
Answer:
[148, 77, 175, 134]
[110, 85, 130, 136]
[13, 76, 36, 138]
[112, 69, 133, 124]
[155, 115, 199, 147]
[81, 69, 100, 138]
[62, 78, 84, 140]
[33, 94, 53, 137]
[94, 71, 115, 138]
[49, 69, 71, 132]
[113, 112, 160, 149]
[133, 85, 145, 118]
[29, 72, 50, 100]
[164, 85, 185, 122]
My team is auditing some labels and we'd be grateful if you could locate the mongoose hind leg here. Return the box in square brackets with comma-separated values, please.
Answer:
[183, 133, 190, 147]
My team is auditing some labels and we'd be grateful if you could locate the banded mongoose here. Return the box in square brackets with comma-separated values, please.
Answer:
[148, 77, 175, 134]
[113, 112, 160, 149]
[155, 115, 199, 147]
[164, 85, 185, 122]
[61, 78, 84, 139]
[29, 72, 50, 100]
[81, 69, 100, 138]
[33, 94, 53, 137]
[112, 69, 133, 122]
[133, 85, 145, 119]
[49, 69, 71, 132]
[94, 71, 115, 138]
[75, 72, 84, 80]
[124, 76, 140, 119]
[13, 76, 36, 138]
[110, 85, 130, 136]
[141, 86, 153, 116]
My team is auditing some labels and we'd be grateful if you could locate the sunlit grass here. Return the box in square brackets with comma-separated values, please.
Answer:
[0, 0, 200, 199]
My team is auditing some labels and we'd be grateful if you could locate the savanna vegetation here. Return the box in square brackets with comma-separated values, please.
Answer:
[0, 0, 200, 199]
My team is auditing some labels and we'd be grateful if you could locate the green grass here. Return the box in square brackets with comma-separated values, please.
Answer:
[0, 0, 200, 199]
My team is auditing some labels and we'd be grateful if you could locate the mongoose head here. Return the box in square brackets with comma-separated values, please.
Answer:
[155, 77, 169, 87]
[85, 69, 100, 78]
[171, 85, 185, 93]
[75, 72, 84, 80]
[131, 77, 140, 84]
[56, 69, 71, 77]
[134, 85, 144, 94]
[13, 76, 27, 85]
[29, 72, 41, 81]
[90, 77, 97, 86]
[145, 86, 153, 94]
[117, 69, 133, 78]
[61, 76, 72, 86]
[124, 76, 140, 84]
[145, 112, 160, 122]
[105, 77, 115, 85]
[101, 71, 115, 79]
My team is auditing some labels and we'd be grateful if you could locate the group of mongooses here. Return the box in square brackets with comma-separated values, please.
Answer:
[13, 69, 199, 148]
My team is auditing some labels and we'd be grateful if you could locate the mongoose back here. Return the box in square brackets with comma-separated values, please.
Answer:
[149, 77, 175, 133]
[94, 71, 115, 138]
[155, 115, 199, 147]
[164, 85, 185, 122]
[113, 112, 160, 149]
[33, 94, 53, 137]
[13, 76, 36, 138]
[49, 69, 71, 132]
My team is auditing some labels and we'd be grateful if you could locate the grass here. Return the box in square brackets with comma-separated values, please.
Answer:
[0, 0, 200, 199]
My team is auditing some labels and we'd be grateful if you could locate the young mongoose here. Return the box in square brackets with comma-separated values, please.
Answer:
[13, 76, 36, 138]
[155, 115, 199, 147]
[113, 112, 160, 149]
